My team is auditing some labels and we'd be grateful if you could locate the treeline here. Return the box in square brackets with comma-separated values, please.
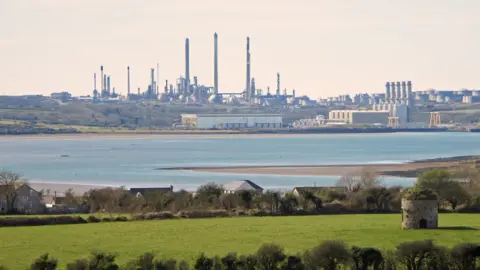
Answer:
[63, 165, 480, 214]
[7, 240, 480, 270]
[2, 165, 480, 218]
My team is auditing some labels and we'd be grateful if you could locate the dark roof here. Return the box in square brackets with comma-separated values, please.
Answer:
[223, 180, 263, 191]
[293, 186, 346, 193]
[243, 180, 263, 191]
[129, 186, 173, 196]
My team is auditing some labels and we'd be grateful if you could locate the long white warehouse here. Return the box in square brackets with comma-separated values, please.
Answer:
[181, 114, 283, 129]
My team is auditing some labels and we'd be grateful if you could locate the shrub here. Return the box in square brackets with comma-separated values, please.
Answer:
[351, 246, 383, 270]
[30, 253, 58, 270]
[402, 188, 438, 201]
[194, 253, 213, 270]
[256, 243, 286, 270]
[450, 243, 480, 270]
[303, 241, 350, 270]
[86, 216, 101, 223]
[0, 216, 87, 227]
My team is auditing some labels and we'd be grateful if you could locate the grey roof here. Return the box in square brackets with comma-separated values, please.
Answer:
[223, 180, 263, 192]
[129, 186, 173, 196]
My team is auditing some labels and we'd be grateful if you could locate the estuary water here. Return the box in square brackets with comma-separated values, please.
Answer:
[0, 132, 479, 190]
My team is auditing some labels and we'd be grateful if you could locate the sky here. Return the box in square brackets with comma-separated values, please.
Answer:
[1, 0, 479, 99]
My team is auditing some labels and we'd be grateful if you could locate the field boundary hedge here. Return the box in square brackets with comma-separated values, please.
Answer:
[0, 208, 410, 228]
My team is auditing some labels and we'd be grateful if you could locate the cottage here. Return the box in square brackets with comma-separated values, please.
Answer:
[11, 184, 45, 214]
[129, 186, 174, 198]
[223, 180, 263, 194]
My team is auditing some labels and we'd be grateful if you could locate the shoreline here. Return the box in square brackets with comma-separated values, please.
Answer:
[158, 155, 479, 177]
[0, 132, 408, 140]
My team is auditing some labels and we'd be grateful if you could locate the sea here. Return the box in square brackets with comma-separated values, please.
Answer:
[0, 132, 479, 191]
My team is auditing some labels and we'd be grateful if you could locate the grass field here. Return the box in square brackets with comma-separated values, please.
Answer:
[2, 214, 480, 268]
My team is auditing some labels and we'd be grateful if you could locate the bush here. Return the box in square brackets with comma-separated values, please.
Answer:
[0, 216, 87, 227]
[256, 243, 286, 270]
[176, 210, 230, 219]
[303, 241, 350, 270]
[30, 253, 58, 270]
[86, 216, 101, 223]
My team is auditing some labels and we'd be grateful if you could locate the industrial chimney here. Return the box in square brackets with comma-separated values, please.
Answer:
[214, 33, 219, 94]
[246, 37, 251, 103]
[127, 66, 131, 97]
[276, 73, 281, 96]
[100, 66, 104, 95]
[385, 82, 391, 103]
[391, 81, 396, 102]
[185, 38, 190, 97]
[401, 81, 407, 101]
[94, 73, 97, 92]
[396, 81, 401, 102]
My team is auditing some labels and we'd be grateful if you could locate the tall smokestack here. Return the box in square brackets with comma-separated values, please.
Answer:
[156, 63, 160, 95]
[246, 37, 251, 102]
[214, 33, 219, 94]
[100, 66, 104, 94]
[390, 81, 396, 101]
[165, 80, 169, 94]
[151, 68, 155, 97]
[385, 82, 391, 103]
[396, 81, 401, 101]
[107, 76, 111, 95]
[276, 73, 281, 96]
[94, 73, 97, 92]
[185, 38, 190, 97]
[127, 66, 131, 97]
[401, 81, 407, 100]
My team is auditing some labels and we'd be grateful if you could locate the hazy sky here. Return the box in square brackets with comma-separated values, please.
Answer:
[1, 0, 479, 98]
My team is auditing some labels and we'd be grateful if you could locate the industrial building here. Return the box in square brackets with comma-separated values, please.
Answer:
[328, 110, 390, 125]
[181, 114, 283, 129]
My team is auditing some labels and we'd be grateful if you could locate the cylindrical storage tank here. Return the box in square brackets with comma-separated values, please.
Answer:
[401, 199, 438, 229]
[473, 91, 480, 97]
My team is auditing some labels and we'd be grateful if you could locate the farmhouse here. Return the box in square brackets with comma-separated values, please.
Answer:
[0, 184, 45, 214]
[223, 180, 263, 194]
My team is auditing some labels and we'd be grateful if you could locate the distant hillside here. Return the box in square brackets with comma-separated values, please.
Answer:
[0, 96, 328, 128]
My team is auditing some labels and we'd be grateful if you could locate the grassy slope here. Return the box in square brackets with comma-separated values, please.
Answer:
[1, 214, 480, 268]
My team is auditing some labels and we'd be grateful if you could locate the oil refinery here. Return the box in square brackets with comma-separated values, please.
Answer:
[89, 33, 299, 107]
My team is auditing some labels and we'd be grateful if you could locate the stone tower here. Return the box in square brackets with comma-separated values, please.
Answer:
[401, 189, 438, 229]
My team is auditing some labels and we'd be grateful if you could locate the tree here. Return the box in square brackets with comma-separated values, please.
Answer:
[196, 183, 224, 207]
[262, 191, 281, 213]
[239, 191, 253, 210]
[0, 171, 25, 214]
[416, 169, 469, 209]
[303, 241, 350, 270]
[30, 253, 58, 270]
[395, 240, 442, 270]
[337, 169, 382, 193]
[280, 193, 298, 214]
[256, 244, 286, 270]
[302, 191, 322, 212]
[449, 243, 480, 270]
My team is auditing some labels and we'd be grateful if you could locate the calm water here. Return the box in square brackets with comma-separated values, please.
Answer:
[0, 132, 479, 190]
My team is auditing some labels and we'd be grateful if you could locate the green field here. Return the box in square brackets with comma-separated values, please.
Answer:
[1, 214, 480, 268]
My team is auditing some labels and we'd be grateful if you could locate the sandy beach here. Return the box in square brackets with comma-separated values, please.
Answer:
[161, 157, 477, 177]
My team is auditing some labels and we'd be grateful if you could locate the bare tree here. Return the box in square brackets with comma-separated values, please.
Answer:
[336, 168, 382, 192]
[0, 171, 26, 214]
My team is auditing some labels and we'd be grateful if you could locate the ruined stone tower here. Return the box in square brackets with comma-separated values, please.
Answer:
[401, 189, 438, 229]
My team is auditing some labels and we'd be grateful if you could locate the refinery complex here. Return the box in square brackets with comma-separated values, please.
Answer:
[26, 33, 480, 132]
[86, 33, 300, 107]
